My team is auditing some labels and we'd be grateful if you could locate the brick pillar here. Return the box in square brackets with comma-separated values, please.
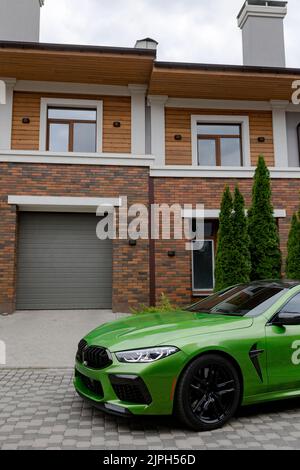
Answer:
[0, 203, 17, 314]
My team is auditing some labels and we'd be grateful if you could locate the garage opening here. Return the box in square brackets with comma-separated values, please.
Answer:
[16, 212, 112, 310]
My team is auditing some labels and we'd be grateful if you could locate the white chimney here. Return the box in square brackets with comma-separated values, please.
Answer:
[135, 38, 158, 50]
[0, 0, 44, 43]
[237, 1, 287, 67]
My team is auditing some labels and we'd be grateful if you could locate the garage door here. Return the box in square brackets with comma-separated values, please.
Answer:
[16, 212, 112, 310]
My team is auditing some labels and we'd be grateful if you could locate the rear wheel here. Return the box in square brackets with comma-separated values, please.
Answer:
[175, 354, 241, 431]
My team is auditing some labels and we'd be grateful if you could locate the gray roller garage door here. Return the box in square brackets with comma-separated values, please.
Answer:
[16, 212, 112, 310]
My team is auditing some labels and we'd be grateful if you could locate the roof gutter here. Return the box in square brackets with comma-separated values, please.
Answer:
[0, 40, 157, 58]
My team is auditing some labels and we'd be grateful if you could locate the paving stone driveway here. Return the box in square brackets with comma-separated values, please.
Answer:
[1, 369, 300, 450]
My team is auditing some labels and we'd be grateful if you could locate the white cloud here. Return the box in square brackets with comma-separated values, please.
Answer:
[40, 0, 300, 67]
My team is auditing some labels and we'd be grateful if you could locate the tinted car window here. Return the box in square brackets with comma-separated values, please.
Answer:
[280, 293, 300, 315]
[186, 284, 287, 317]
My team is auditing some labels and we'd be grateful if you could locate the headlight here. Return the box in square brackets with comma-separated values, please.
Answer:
[116, 346, 179, 363]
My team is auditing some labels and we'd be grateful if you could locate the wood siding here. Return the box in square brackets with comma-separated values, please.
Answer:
[165, 108, 274, 167]
[11, 92, 131, 153]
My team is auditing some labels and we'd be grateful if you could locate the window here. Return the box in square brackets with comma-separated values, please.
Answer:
[197, 123, 242, 167]
[191, 115, 251, 167]
[187, 284, 287, 318]
[47, 108, 97, 153]
[192, 221, 218, 293]
[192, 240, 215, 292]
[280, 293, 300, 315]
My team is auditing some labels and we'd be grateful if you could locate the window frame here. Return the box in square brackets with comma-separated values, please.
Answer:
[197, 123, 243, 167]
[192, 239, 215, 294]
[46, 106, 97, 152]
[39, 98, 103, 153]
[191, 115, 251, 168]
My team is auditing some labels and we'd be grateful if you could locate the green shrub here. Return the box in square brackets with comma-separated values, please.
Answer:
[132, 293, 177, 314]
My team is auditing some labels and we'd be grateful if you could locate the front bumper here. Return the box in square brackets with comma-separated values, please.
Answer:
[74, 350, 187, 416]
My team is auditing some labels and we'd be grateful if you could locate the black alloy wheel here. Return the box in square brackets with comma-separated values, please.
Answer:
[175, 354, 241, 431]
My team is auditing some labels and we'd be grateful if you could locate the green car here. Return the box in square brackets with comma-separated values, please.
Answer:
[74, 280, 300, 431]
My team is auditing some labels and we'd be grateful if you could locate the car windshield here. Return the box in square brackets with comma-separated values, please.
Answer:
[186, 284, 288, 317]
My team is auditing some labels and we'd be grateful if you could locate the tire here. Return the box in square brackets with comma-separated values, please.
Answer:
[174, 354, 241, 432]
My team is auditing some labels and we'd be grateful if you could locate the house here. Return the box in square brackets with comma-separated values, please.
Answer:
[0, 0, 299, 314]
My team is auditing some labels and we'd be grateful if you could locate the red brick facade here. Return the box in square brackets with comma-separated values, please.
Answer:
[153, 177, 300, 306]
[0, 162, 298, 313]
[0, 163, 150, 314]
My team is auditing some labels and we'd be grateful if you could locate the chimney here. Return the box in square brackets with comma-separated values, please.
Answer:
[0, 0, 44, 43]
[237, 1, 287, 67]
[135, 38, 158, 50]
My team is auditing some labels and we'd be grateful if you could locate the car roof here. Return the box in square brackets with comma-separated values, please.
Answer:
[247, 280, 300, 289]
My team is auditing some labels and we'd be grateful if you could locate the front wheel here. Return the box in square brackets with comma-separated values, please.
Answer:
[174, 354, 241, 431]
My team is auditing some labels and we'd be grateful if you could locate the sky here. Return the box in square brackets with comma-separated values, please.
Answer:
[40, 0, 300, 67]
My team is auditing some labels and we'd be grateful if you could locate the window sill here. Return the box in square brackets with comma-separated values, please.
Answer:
[192, 290, 214, 297]
[0, 150, 155, 167]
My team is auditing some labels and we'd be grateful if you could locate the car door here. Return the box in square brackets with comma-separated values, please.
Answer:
[266, 292, 300, 392]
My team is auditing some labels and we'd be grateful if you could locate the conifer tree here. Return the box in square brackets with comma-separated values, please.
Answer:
[231, 186, 251, 285]
[248, 156, 282, 280]
[286, 213, 300, 280]
[215, 186, 235, 291]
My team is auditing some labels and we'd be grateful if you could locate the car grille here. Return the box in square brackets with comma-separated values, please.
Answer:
[110, 375, 152, 405]
[76, 340, 112, 370]
[75, 370, 104, 397]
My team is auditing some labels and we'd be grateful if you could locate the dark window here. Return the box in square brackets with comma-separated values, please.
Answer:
[47, 107, 97, 153]
[280, 293, 300, 315]
[192, 240, 215, 291]
[197, 123, 242, 167]
[192, 221, 218, 292]
[187, 284, 287, 317]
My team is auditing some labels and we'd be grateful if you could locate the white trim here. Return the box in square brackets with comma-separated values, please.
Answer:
[8, 195, 121, 213]
[14, 80, 130, 96]
[271, 100, 289, 168]
[0, 150, 155, 167]
[191, 115, 251, 167]
[148, 95, 168, 166]
[192, 239, 215, 293]
[39, 97, 103, 152]
[150, 166, 300, 179]
[166, 98, 272, 111]
[238, 3, 287, 29]
[128, 85, 147, 155]
[182, 208, 287, 219]
[0, 78, 16, 150]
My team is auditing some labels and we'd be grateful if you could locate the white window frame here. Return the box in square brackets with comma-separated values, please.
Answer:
[192, 239, 215, 294]
[191, 115, 251, 167]
[39, 97, 103, 152]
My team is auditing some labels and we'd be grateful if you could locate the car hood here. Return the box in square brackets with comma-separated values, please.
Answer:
[85, 311, 253, 352]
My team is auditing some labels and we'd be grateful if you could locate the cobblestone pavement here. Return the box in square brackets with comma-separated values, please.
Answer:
[1, 369, 300, 450]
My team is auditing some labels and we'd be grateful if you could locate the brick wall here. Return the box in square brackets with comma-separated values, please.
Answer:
[153, 177, 300, 306]
[0, 163, 149, 314]
[0, 162, 299, 313]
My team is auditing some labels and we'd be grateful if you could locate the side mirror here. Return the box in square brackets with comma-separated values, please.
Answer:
[273, 312, 300, 326]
